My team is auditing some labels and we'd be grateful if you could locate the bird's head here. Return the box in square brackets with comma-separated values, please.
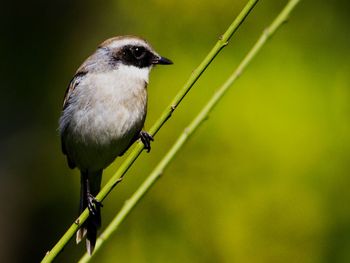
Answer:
[99, 36, 173, 68]
[76, 36, 172, 83]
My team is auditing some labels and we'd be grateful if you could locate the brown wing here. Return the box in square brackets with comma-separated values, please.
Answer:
[63, 71, 87, 110]
[61, 71, 87, 169]
[63, 50, 101, 109]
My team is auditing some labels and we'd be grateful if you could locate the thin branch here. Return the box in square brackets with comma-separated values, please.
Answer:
[78, 0, 301, 261]
[41, 1, 259, 262]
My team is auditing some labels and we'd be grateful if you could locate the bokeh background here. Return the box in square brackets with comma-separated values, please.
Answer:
[1, 0, 349, 262]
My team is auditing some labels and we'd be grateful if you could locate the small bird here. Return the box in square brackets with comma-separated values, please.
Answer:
[58, 35, 172, 254]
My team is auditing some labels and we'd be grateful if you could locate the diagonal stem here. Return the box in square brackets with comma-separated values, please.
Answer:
[78, 0, 301, 262]
[41, 1, 260, 262]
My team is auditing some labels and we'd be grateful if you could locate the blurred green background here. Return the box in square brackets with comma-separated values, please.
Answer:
[1, 0, 349, 262]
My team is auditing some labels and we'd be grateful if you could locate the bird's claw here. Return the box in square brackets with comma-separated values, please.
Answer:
[87, 193, 103, 216]
[140, 131, 154, 152]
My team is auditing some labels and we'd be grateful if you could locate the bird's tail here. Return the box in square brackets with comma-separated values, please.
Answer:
[76, 170, 102, 255]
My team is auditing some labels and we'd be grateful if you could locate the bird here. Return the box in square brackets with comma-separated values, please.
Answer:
[58, 35, 173, 254]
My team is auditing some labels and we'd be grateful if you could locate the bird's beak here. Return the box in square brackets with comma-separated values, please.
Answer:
[152, 56, 173, 65]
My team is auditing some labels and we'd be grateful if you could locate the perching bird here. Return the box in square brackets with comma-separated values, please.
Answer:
[58, 36, 172, 254]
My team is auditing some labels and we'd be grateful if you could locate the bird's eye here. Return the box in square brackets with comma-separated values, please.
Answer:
[131, 47, 146, 59]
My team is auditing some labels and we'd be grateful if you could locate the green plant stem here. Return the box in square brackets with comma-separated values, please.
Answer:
[41, 1, 259, 262]
[78, 0, 301, 262]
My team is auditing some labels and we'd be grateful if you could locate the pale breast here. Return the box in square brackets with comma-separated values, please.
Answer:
[61, 66, 149, 170]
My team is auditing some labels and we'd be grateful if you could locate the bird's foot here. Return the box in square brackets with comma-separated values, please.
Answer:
[140, 131, 154, 152]
[87, 193, 103, 216]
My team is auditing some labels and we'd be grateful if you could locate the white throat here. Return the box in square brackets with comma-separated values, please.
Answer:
[117, 64, 152, 84]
